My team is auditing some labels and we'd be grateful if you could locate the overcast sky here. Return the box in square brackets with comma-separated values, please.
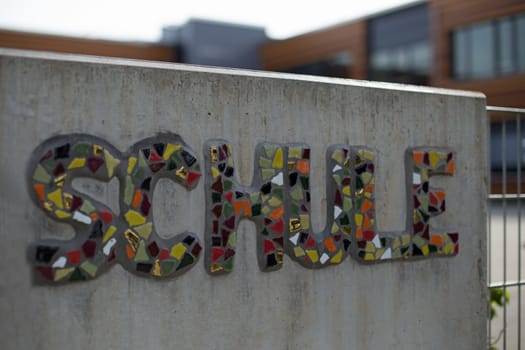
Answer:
[0, 0, 416, 42]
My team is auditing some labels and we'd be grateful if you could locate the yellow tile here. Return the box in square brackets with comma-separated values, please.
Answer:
[164, 143, 182, 160]
[211, 166, 220, 178]
[443, 242, 454, 254]
[104, 149, 120, 177]
[170, 243, 186, 260]
[294, 246, 305, 257]
[330, 249, 343, 263]
[48, 189, 63, 209]
[102, 225, 117, 243]
[124, 210, 146, 226]
[272, 148, 283, 169]
[429, 150, 439, 168]
[331, 222, 339, 233]
[306, 249, 319, 262]
[360, 150, 374, 160]
[402, 234, 411, 246]
[288, 147, 302, 159]
[55, 210, 71, 219]
[342, 186, 351, 196]
[268, 197, 281, 207]
[422, 245, 429, 256]
[331, 150, 343, 164]
[54, 267, 74, 281]
[365, 253, 375, 261]
[354, 213, 363, 226]
[127, 157, 137, 174]
[68, 157, 85, 169]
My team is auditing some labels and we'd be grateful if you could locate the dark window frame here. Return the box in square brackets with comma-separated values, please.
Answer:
[451, 13, 525, 80]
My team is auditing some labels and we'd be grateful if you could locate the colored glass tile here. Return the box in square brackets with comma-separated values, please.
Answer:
[68, 157, 86, 169]
[124, 210, 146, 226]
[36, 246, 58, 263]
[47, 188, 63, 209]
[72, 143, 90, 156]
[103, 149, 120, 177]
[87, 157, 104, 173]
[170, 243, 186, 260]
[272, 148, 283, 169]
[134, 240, 149, 262]
[134, 222, 153, 239]
[54, 267, 74, 281]
[80, 199, 95, 214]
[80, 261, 97, 277]
[164, 143, 181, 160]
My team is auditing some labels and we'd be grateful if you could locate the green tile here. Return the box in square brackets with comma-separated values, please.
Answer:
[124, 176, 134, 205]
[32, 164, 51, 184]
[80, 261, 97, 278]
[134, 240, 149, 262]
[72, 143, 91, 156]
[80, 200, 95, 214]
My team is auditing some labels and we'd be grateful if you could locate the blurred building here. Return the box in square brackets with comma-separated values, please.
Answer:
[1, 1, 524, 107]
[0, 29, 175, 61]
[161, 19, 268, 69]
[261, 0, 525, 109]
[0, 0, 524, 192]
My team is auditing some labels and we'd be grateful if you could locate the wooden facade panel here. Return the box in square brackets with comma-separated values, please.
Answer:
[435, 76, 525, 108]
[260, 21, 367, 79]
[432, 0, 525, 28]
[430, 0, 525, 108]
[0, 30, 175, 62]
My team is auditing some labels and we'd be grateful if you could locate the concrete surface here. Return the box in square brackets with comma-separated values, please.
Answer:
[0, 49, 487, 349]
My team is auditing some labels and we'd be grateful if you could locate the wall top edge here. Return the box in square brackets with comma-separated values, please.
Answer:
[0, 48, 486, 100]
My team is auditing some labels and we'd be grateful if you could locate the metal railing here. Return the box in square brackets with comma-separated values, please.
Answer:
[487, 106, 525, 350]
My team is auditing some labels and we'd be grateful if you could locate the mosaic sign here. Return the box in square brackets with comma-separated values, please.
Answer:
[28, 134, 458, 283]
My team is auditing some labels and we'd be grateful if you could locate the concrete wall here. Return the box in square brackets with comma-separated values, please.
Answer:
[0, 49, 487, 349]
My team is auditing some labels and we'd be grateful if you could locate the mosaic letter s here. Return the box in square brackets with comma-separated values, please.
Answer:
[28, 134, 202, 283]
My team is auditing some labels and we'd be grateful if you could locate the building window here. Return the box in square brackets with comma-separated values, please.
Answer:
[370, 41, 430, 85]
[452, 13, 525, 80]
[282, 52, 352, 78]
[367, 3, 431, 85]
